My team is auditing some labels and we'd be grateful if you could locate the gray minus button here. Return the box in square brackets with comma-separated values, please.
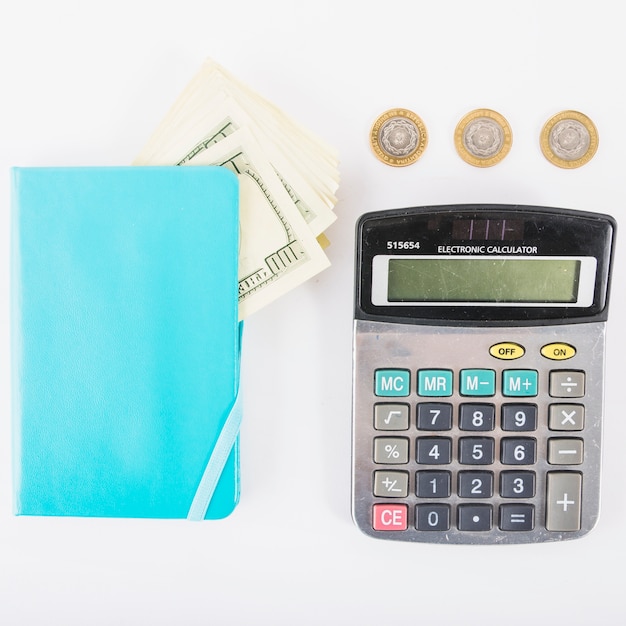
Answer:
[548, 438, 584, 465]
[546, 472, 582, 531]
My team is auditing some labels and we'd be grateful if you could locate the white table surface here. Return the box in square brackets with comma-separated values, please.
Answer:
[1, 2, 625, 624]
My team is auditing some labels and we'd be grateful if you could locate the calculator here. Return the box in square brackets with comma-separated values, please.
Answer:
[352, 204, 616, 544]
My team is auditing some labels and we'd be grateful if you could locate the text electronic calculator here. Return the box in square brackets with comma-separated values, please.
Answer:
[352, 204, 615, 544]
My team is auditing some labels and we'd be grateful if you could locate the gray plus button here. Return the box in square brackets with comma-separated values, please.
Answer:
[546, 472, 582, 531]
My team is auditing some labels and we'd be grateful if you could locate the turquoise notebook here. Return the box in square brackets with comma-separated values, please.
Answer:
[11, 166, 241, 519]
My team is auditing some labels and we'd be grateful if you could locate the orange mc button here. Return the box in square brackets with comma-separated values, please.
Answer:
[489, 342, 525, 360]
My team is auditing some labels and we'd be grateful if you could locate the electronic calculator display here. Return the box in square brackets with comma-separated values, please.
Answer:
[379, 256, 593, 305]
[352, 204, 615, 544]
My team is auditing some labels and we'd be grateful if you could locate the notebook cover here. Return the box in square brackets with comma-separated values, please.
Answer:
[11, 166, 240, 519]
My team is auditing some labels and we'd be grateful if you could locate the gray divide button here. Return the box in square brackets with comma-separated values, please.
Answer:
[546, 472, 582, 531]
[549, 371, 585, 398]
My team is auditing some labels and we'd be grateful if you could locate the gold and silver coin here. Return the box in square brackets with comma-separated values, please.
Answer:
[370, 108, 428, 166]
[540, 110, 598, 168]
[455, 109, 512, 167]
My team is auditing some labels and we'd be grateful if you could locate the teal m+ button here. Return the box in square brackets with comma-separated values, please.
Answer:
[375, 369, 410, 397]
[503, 370, 538, 397]
[418, 370, 453, 397]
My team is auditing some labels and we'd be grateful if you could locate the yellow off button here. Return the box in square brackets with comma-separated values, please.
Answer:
[541, 342, 576, 360]
[489, 342, 525, 360]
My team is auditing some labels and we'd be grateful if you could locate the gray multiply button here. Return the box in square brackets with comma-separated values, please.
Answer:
[549, 371, 585, 398]
[546, 472, 582, 531]
[549, 404, 585, 431]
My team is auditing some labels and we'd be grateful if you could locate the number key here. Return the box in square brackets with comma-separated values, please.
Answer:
[416, 504, 451, 531]
[416, 471, 451, 498]
[459, 437, 495, 465]
[459, 403, 495, 431]
[500, 471, 536, 498]
[458, 471, 494, 498]
[502, 404, 537, 431]
[416, 437, 452, 464]
[501, 438, 536, 465]
[417, 403, 453, 430]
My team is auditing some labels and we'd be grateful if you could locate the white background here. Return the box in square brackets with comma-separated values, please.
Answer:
[1, 2, 625, 624]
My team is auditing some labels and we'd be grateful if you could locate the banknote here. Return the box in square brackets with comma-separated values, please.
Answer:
[134, 58, 339, 319]
[179, 128, 330, 319]
[134, 59, 339, 236]
[137, 97, 336, 236]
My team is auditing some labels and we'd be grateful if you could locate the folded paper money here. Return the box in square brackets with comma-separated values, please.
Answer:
[134, 58, 340, 319]
[11, 166, 241, 519]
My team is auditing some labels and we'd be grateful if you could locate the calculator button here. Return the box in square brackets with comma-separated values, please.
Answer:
[416, 437, 453, 464]
[458, 471, 494, 498]
[501, 438, 536, 465]
[416, 403, 453, 430]
[458, 437, 495, 465]
[499, 504, 535, 531]
[460, 369, 496, 396]
[489, 342, 525, 360]
[375, 369, 410, 397]
[373, 471, 409, 497]
[549, 370, 585, 398]
[540, 342, 576, 361]
[548, 438, 584, 465]
[416, 471, 451, 498]
[373, 504, 408, 531]
[500, 470, 535, 498]
[502, 370, 538, 397]
[548, 404, 584, 431]
[416, 504, 450, 531]
[373, 437, 409, 464]
[500, 471, 536, 498]
[546, 472, 582, 531]
[459, 403, 495, 431]
[501, 404, 537, 431]
[458, 504, 493, 531]
[374, 403, 410, 430]
[417, 369, 453, 397]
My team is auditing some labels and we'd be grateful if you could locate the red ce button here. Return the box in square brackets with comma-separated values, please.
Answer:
[373, 504, 408, 531]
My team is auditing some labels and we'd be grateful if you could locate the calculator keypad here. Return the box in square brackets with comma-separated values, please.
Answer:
[352, 321, 605, 543]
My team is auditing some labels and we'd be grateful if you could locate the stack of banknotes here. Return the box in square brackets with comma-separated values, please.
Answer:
[134, 59, 340, 319]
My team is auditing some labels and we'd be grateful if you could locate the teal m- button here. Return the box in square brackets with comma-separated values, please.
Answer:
[460, 369, 496, 396]
[375, 369, 411, 397]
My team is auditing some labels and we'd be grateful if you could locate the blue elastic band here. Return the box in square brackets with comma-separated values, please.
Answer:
[186, 388, 243, 521]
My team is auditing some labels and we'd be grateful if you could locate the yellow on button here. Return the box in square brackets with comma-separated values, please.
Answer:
[541, 342, 576, 360]
[489, 342, 525, 360]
